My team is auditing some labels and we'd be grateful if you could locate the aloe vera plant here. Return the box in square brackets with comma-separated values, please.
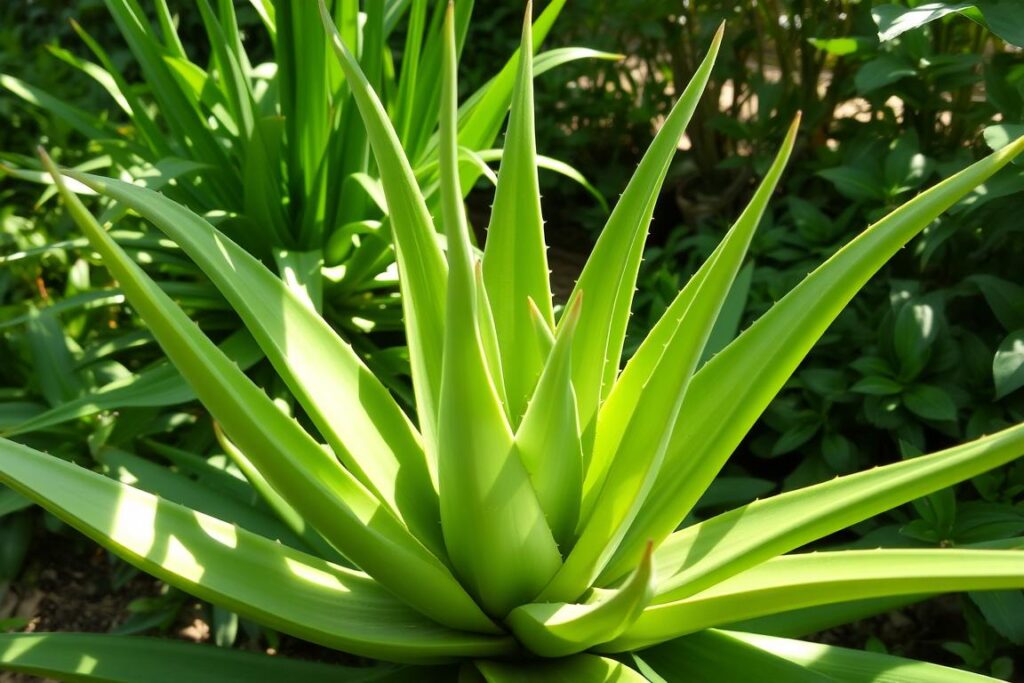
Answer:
[1, 3, 1024, 681]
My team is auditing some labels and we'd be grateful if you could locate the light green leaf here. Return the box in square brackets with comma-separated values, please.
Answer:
[44, 151, 493, 634]
[435, 4, 560, 617]
[610, 136, 1024, 584]
[609, 549, 1024, 650]
[476, 655, 648, 683]
[515, 293, 584, 549]
[648, 424, 1024, 606]
[482, 6, 554, 424]
[0, 633, 422, 683]
[507, 543, 655, 657]
[724, 630, 1004, 682]
[0, 439, 513, 663]
[320, 0, 449, 456]
[64, 169, 443, 558]
[565, 24, 724, 457]
[633, 630, 832, 683]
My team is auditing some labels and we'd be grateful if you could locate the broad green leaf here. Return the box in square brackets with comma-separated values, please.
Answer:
[435, 4, 560, 617]
[44, 151, 494, 634]
[609, 549, 1024, 650]
[585, 115, 800, 585]
[515, 293, 584, 549]
[565, 25, 724, 455]
[507, 543, 654, 657]
[724, 630, 1004, 682]
[0, 633, 421, 683]
[5, 331, 261, 437]
[647, 424, 1024, 605]
[482, 6, 553, 424]
[24, 308, 83, 408]
[633, 630, 832, 683]
[476, 655, 648, 683]
[0, 439, 512, 663]
[320, 0, 449, 455]
[873, 3, 978, 42]
[854, 55, 917, 94]
[903, 384, 957, 422]
[994, 330, 1024, 398]
[65, 170, 443, 558]
[609, 136, 1024, 583]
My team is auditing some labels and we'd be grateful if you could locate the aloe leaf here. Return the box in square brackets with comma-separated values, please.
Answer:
[481, 3, 553, 424]
[96, 447, 310, 553]
[515, 293, 584, 549]
[648, 424, 1024, 604]
[475, 655, 648, 683]
[566, 25, 724, 454]
[507, 542, 654, 657]
[43, 151, 494, 634]
[632, 630, 832, 683]
[4, 331, 261, 437]
[320, 0, 449, 455]
[436, 4, 560, 617]
[612, 135, 1024, 579]
[721, 630, 1004, 682]
[609, 549, 1024, 651]
[64, 170, 443, 557]
[0, 439, 512, 663]
[568, 117, 800, 591]
[0, 633, 423, 683]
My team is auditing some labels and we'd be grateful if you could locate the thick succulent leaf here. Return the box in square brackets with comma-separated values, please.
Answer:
[587, 116, 799, 526]
[65, 170, 442, 556]
[566, 26, 724, 452]
[561, 116, 798, 595]
[436, 5, 560, 617]
[507, 543, 654, 657]
[632, 630, 832, 683]
[476, 655, 648, 683]
[43, 152, 494, 634]
[515, 293, 584, 548]
[5, 331, 261, 437]
[649, 424, 1024, 603]
[722, 630, 1004, 682]
[97, 447, 310, 552]
[0, 633, 422, 683]
[0, 439, 514, 663]
[481, 5, 553, 424]
[320, 0, 449, 455]
[612, 135, 1024, 579]
[609, 549, 1024, 651]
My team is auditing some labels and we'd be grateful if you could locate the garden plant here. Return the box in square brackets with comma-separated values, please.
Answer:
[0, 1, 1023, 681]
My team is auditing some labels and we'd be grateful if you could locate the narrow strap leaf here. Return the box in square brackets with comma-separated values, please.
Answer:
[719, 630, 1005, 682]
[476, 654, 649, 683]
[650, 423, 1024, 604]
[320, 0, 449, 455]
[613, 135, 1024, 582]
[0, 633, 420, 683]
[436, 3, 561, 617]
[566, 25, 724, 455]
[66, 169, 443, 556]
[481, 2, 553, 425]
[609, 549, 1024, 651]
[515, 292, 585, 549]
[0, 438, 513, 662]
[43, 151, 495, 634]
[631, 630, 833, 683]
[507, 542, 654, 657]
